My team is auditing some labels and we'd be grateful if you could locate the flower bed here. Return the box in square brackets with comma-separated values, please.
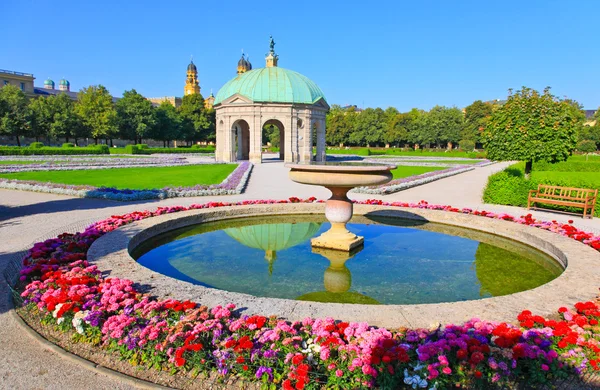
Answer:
[0, 156, 190, 173]
[14, 198, 600, 389]
[0, 162, 253, 201]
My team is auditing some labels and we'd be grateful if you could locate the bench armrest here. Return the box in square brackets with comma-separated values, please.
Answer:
[528, 190, 538, 196]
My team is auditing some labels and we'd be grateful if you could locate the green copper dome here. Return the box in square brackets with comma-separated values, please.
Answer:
[59, 79, 70, 86]
[44, 78, 54, 86]
[214, 67, 326, 105]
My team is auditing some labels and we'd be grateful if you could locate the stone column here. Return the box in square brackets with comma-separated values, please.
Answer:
[249, 112, 262, 164]
[284, 113, 294, 163]
[215, 116, 224, 162]
[316, 118, 326, 162]
[301, 115, 313, 163]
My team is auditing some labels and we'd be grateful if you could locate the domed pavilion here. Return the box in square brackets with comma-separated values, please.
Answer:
[214, 37, 329, 164]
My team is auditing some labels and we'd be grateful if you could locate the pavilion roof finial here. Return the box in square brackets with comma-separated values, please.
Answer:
[265, 35, 279, 68]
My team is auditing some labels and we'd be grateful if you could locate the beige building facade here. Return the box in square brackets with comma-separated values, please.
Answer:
[0, 69, 35, 94]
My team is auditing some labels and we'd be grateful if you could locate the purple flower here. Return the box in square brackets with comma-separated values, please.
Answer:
[256, 366, 273, 382]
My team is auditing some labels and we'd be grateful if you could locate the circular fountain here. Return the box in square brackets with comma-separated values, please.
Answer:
[286, 162, 395, 251]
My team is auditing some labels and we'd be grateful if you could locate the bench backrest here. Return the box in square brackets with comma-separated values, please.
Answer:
[536, 184, 598, 201]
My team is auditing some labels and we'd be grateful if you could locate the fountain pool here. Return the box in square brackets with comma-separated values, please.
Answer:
[132, 214, 562, 305]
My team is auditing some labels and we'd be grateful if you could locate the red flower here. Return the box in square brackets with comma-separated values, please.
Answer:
[282, 379, 294, 390]
[292, 354, 304, 365]
[174, 357, 186, 367]
[474, 370, 482, 378]
[558, 307, 568, 313]
[236, 356, 245, 364]
[243, 365, 248, 371]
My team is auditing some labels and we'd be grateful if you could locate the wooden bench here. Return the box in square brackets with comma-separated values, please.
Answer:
[527, 184, 598, 219]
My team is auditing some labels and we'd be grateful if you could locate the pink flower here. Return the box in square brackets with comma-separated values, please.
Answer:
[335, 369, 343, 377]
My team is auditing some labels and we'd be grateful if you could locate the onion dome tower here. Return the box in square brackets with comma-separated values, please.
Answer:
[58, 79, 70, 91]
[43, 78, 55, 90]
[184, 59, 200, 96]
[237, 53, 252, 74]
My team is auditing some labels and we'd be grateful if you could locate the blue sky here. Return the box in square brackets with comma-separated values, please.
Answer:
[1, 0, 598, 111]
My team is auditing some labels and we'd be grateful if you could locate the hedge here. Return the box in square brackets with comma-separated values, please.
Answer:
[0, 146, 109, 155]
[62, 143, 75, 148]
[483, 163, 600, 217]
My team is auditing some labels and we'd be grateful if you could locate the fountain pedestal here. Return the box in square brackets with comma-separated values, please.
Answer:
[286, 163, 395, 251]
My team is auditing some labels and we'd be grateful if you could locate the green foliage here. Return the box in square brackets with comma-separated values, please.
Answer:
[150, 101, 183, 146]
[483, 87, 582, 171]
[462, 100, 493, 143]
[148, 147, 214, 154]
[356, 148, 371, 156]
[76, 85, 118, 141]
[95, 144, 110, 154]
[459, 139, 475, 151]
[483, 165, 535, 206]
[62, 143, 75, 148]
[0, 84, 30, 146]
[29, 142, 44, 149]
[424, 105, 464, 147]
[138, 143, 149, 149]
[0, 146, 108, 155]
[116, 89, 156, 142]
[577, 140, 597, 153]
[484, 162, 600, 216]
[124, 144, 147, 154]
[178, 94, 214, 143]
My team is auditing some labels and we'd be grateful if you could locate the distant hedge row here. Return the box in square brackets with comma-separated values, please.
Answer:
[0, 145, 109, 155]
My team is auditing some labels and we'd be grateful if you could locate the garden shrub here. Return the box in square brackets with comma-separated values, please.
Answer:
[459, 139, 475, 151]
[124, 144, 143, 154]
[0, 146, 108, 155]
[138, 143, 149, 149]
[95, 144, 110, 154]
[62, 143, 75, 148]
[29, 142, 44, 149]
[484, 163, 600, 217]
[483, 165, 536, 206]
[149, 147, 214, 154]
[577, 140, 597, 153]
[356, 148, 371, 156]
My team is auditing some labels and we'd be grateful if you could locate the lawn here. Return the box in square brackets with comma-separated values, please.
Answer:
[391, 165, 447, 179]
[0, 164, 237, 190]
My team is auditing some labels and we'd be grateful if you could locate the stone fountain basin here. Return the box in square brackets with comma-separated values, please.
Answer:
[87, 203, 600, 329]
[286, 163, 395, 187]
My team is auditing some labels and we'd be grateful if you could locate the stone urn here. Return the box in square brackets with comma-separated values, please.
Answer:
[286, 163, 395, 251]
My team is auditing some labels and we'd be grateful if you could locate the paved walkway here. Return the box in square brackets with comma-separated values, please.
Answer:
[1, 161, 599, 389]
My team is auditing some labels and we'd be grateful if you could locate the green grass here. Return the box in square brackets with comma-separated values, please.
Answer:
[0, 164, 237, 190]
[326, 148, 485, 158]
[0, 160, 38, 165]
[391, 165, 447, 179]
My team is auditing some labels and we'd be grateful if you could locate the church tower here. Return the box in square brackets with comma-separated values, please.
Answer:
[265, 36, 279, 67]
[237, 53, 252, 74]
[184, 59, 200, 95]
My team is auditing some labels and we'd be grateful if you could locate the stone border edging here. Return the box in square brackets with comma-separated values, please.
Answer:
[88, 203, 600, 329]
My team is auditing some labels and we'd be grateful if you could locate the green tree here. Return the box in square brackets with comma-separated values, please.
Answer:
[462, 100, 493, 143]
[28, 96, 55, 142]
[350, 107, 385, 146]
[325, 105, 351, 146]
[426, 105, 464, 148]
[383, 107, 410, 147]
[483, 87, 582, 177]
[178, 94, 214, 144]
[116, 89, 156, 143]
[76, 85, 118, 144]
[150, 101, 182, 147]
[50, 93, 81, 143]
[0, 85, 30, 146]
[406, 108, 428, 147]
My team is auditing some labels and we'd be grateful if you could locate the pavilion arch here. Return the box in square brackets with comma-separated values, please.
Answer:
[232, 119, 250, 160]
[262, 118, 285, 161]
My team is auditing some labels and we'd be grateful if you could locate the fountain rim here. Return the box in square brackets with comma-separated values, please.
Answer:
[285, 162, 397, 172]
[87, 203, 600, 329]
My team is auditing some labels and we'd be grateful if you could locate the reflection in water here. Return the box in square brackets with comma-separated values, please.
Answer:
[224, 222, 321, 275]
[134, 215, 563, 305]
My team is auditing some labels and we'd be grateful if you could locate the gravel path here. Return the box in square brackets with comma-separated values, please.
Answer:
[1, 160, 598, 389]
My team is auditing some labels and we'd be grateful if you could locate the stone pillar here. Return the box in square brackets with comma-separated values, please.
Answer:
[215, 116, 224, 162]
[284, 115, 294, 163]
[316, 118, 326, 162]
[250, 114, 262, 164]
[301, 115, 313, 163]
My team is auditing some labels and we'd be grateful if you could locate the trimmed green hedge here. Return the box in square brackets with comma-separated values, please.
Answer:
[29, 142, 44, 149]
[483, 163, 600, 217]
[148, 147, 215, 154]
[124, 144, 147, 155]
[326, 147, 486, 159]
[62, 143, 75, 148]
[0, 146, 109, 155]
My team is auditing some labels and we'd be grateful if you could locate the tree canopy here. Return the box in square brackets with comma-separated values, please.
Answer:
[76, 85, 118, 143]
[482, 87, 582, 176]
[0, 85, 30, 146]
[116, 89, 156, 143]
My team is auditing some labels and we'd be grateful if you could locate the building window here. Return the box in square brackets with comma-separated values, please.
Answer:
[20, 82, 25, 91]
